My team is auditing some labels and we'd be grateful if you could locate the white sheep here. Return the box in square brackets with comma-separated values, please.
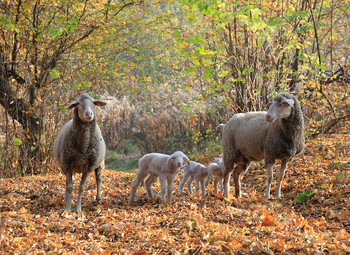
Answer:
[219, 92, 305, 200]
[129, 151, 190, 204]
[53, 93, 107, 212]
[179, 161, 222, 196]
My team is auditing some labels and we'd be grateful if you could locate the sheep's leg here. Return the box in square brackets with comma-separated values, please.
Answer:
[233, 164, 246, 198]
[179, 173, 190, 195]
[129, 171, 148, 204]
[76, 171, 89, 212]
[145, 173, 158, 199]
[265, 163, 274, 201]
[223, 171, 232, 198]
[223, 157, 235, 198]
[95, 167, 102, 202]
[65, 171, 73, 212]
[159, 176, 167, 201]
[275, 159, 288, 200]
[166, 175, 176, 201]
[187, 176, 194, 194]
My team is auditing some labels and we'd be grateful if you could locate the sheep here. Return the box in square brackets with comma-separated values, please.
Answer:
[220, 92, 305, 200]
[53, 93, 107, 212]
[179, 161, 222, 196]
[129, 151, 190, 204]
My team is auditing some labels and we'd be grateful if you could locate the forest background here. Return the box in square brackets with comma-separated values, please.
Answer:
[0, 0, 349, 176]
[1, 0, 350, 254]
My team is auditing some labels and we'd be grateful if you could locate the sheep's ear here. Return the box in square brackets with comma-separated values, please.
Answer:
[267, 101, 273, 107]
[68, 101, 79, 109]
[93, 100, 107, 107]
[282, 98, 294, 107]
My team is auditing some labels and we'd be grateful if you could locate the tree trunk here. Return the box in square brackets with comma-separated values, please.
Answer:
[0, 64, 42, 175]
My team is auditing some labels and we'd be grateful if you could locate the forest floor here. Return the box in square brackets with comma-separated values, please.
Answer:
[1, 134, 349, 254]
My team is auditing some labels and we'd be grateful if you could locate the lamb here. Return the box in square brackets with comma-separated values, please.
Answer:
[53, 93, 107, 212]
[129, 151, 190, 204]
[179, 161, 222, 196]
[212, 155, 224, 194]
[220, 92, 305, 200]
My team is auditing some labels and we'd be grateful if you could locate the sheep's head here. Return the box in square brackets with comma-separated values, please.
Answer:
[168, 151, 190, 168]
[69, 93, 107, 123]
[266, 93, 295, 123]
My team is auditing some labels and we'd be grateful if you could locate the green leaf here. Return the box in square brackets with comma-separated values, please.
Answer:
[13, 138, 22, 146]
[49, 69, 60, 79]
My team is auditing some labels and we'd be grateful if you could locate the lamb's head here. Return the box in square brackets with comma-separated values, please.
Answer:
[168, 151, 190, 168]
[69, 93, 107, 123]
[266, 93, 295, 123]
[209, 163, 222, 177]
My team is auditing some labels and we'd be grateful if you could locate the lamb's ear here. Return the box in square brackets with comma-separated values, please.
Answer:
[68, 101, 79, 109]
[167, 156, 175, 165]
[282, 98, 294, 107]
[93, 100, 107, 107]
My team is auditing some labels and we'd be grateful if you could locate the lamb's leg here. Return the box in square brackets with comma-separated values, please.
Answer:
[194, 177, 200, 194]
[179, 172, 190, 195]
[166, 175, 176, 201]
[219, 178, 224, 194]
[275, 159, 288, 200]
[187, 176, 194, 194]
[145, 173, 158, 199]
[65, 171, 73, 212]
[129, 171, 148, 204]
[214, 177, 219, 194]
[234, 164, 246, 198]
[265, 163, 274, 201]
[159, 175, 167, 201]
[76, 171, 89, 212]
[95, 167, 102, 202]
[200, 178, 206, 196]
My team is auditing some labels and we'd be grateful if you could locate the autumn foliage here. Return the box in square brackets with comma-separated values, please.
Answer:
[1, 134, 349, 254]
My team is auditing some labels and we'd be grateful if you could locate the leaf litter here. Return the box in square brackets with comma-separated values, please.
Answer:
[0, 134, 349, 254]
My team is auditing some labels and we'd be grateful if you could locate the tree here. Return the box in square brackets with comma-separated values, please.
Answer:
[0, 0, 137, 175]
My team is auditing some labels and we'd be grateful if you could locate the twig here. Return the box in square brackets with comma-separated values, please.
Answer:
[21, 237, 47, 255]
[189, 245, 202, 255]
[309, 113, 350, 138]
[0, 216, 4, 255]
[307, 0, 337, 118]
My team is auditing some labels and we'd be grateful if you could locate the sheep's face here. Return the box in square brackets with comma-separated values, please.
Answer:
[69, 93, 106, 123]
[266, 96, 294, 122]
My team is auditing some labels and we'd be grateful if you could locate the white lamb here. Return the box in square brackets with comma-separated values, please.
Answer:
[129, 151, 190, 204]
[179, 161, 222, 196]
